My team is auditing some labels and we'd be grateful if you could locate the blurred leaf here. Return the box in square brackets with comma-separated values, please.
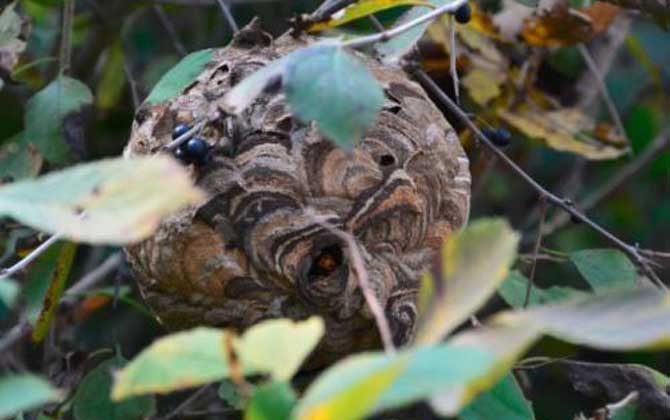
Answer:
[498, 270, 586, 308]
[0, 277, 19, 309]
[607, 393, 638, 420]
[0, 132, 43, 182]
[144, 49, 213, 104]
[111, 327, 230, 400]
[295, 344, 497, 420]
[73, 356, 155, 420]
[284, 45, 384, 148]
[238, 317, 325, 381]
[244, 381, 296, 420]
[0, 374, 60, 419]
[462, 68, 504, 106]
[0, 156, 205, 244]
[430, 324, 540, 416]
[0, 2, 21, 46]
[521, 2, 619, 47]
[500, 288, 670, 350]
[294, 353, 406, 420]
[415, 218, 519, 344]
[498, 107, 627, 160]
[112, 317, 323, 400]
[459, 374, 534, 420]
[31, 241, 76, 342]
[24, 76, 93, 164]
[569, 249, 637, 292]
[307, 0, 431, 32]
[96, 40, 126, 110]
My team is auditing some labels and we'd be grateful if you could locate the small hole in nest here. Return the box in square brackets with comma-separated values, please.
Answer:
[379, 154, 395, 167]
[308, 244, 343, 280]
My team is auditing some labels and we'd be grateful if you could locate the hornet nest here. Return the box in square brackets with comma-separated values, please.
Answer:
[124, 21, 471, 366]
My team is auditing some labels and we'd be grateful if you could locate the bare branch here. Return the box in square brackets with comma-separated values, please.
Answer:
[215, 0, 239, 33]
[59, 0, 75, 75]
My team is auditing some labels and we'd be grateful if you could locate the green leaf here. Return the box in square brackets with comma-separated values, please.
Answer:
[111, 327, 230, 400]
[0, 156, 204, 244]
[24, 75, 93, 163]
[112, 317, 323, 400]
[218, 380, 244, 409]
[24, 242, 68, 324]
[284, 45, 384, 148]
[31, 241, 76, 342]
[244, 381, 296, 420]
[144, 49, 213, 104]
[294, 344, 496, 420]
[569, 249, 637, 292]
[73, 356, 155, 420]
[459, 374, 535, 420]
[307, 0, 432, 32]
[0, 132, 43, 181]
[429, 324, 540, 416]
[415, 218, 519, 344]
[0, 374, 60, 419]
[498, 270, 585, 308]
[238, 317, 325, 381]
[220, 58, 286, 115]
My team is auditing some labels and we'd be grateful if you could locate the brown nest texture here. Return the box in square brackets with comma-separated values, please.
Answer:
[124, 21, 471, 365]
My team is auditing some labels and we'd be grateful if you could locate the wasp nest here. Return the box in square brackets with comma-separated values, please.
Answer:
[124, 21, 471, 365]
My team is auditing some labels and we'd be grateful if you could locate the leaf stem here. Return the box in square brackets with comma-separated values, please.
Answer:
[0, 233, 63, 281]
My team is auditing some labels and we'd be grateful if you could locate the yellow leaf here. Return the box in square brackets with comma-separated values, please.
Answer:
[462, 68, 504, 106]
[307, 0, 433, 32]
[498, 107, 628, 160]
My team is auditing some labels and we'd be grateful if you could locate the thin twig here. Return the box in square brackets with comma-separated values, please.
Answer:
[59, 0, 75, 75]
[368, 14, 386, 33]
[577, 43, 630, 150]
[449, 15, 459, 104]
[410, 67, 668, 291]
[310, 214, 396, 353]
[215, 0, 239, 33]
[152, 4, 187, 57]
[524, 197, 547, 308]
[342, 0, 468, 49]
[542, 127, 669, 236]
[162, 385, 211, 420]
[0, 234, 63, 281]
[311, 0, 358, 23]
[63, 252, 123, 303]
[0, 322, 30, 353]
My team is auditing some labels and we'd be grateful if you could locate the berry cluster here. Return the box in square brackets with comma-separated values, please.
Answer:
[172, 124, 211, 166]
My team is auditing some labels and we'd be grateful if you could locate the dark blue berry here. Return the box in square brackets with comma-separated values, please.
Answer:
[183, 137, 210, 165]
[172, 123, 191, 140]
[482, 127, 511, 147]
[454, 4, 471, 24]
[173, 147, 190, 164]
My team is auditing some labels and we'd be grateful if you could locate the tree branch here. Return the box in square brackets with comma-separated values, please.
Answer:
[410, 66, 667, 291]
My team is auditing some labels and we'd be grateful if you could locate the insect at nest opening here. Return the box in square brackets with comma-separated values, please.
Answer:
[307, 244, 345, 280]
